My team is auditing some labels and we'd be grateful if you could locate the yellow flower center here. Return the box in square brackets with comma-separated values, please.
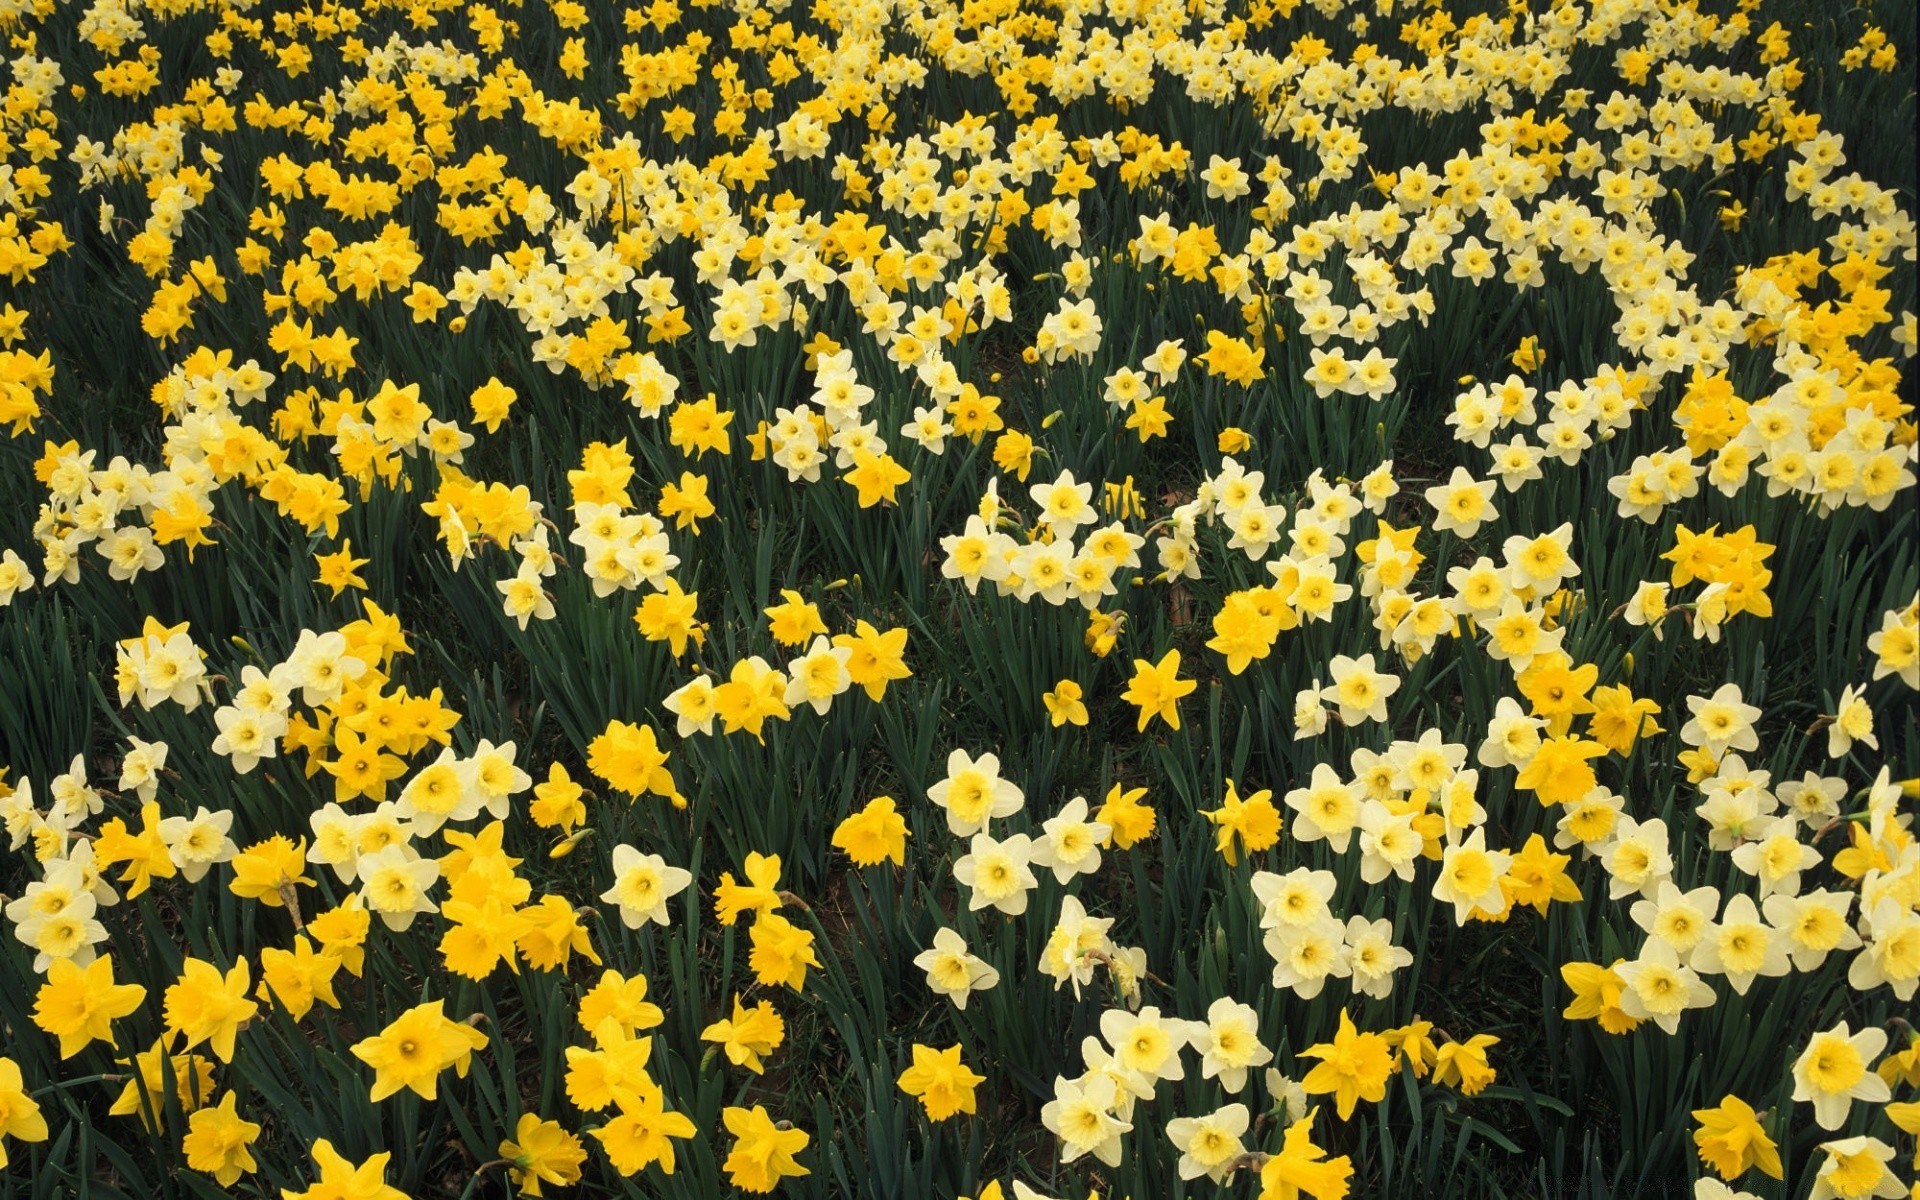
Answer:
[1804, 1036, 1863, 1093]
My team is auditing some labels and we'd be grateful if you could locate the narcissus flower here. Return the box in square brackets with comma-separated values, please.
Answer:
[162, 956, 259, 1064]
[0, 1057, 48, 1169]
[33, 953, 146, 1058]
[600, 845, 692, 928]
[1432, 1033, 1499, 1096]
[927, 749, 1025, 838]
[896, 1043, 986, 1120]
[1191, 997, 1273, 1093]
[1039, 1073, 1129, 1166]
[748, 912, 821, 992]
[765, 589, 828, 647]
[914, 927, 1000, 1010]
[1321, 654, 1399, 726]
[1165, 1102, 1248, 1183]
[227, 835, 315, 908]
[714, 852, 784, 926]
[1691, 1094, 1784, 1181]
[498, 1113, 587, 1196]
[1043, 678, 1089, 726]
[528, 763, 587, 833]
[702, 994, 787, 1074]
[833, 620, 912, 700]
[1298, 1011, 1393, 1120]
[831, 795, 910, 867]
[1257, 1107, 1353, 1199]
[1432, 830, 1511, 924]
[1096, 782, 1156, 849]
[1121, 648, 1196, 731]
[585, 720, 681, 805]
[1808, 1136, 1903, 1200]
[1559, 960, 1642, 1034]
[595, 1085, 697, 1177]
[1792, 1022, 1890, 1131]
[1203, 780, 1282, 866]
[355, 845, 441, 931]
[107, 1037, 216, 1129]
[181, 1092, 260, 1187]
[350, 1000, 487, 1103]
[1514, 735, 1608, 806]
[721, 1105, 810, 1193]
[1614, 940, 1716, 1034]
[953, 832, 1039, 916]
[257, 934, 344, 1020]
[282, 1139, 409, 1200]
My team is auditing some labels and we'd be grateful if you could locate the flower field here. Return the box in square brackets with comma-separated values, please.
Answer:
[0, 0, 1915, 1195]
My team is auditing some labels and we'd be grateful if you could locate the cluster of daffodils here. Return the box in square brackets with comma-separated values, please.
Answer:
[655, 593, 911, 740]
[0, 0, 1916, 1195]
[936, 469, 1145, 610]
[926, 749, 1143, 986]
[0, 608, 829, 1192]
[1569, 750, 1919, 1028]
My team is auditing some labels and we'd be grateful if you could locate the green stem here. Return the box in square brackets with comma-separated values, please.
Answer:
[455, 1158, 514, 1200]
[30, 1072, 124, 1097]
